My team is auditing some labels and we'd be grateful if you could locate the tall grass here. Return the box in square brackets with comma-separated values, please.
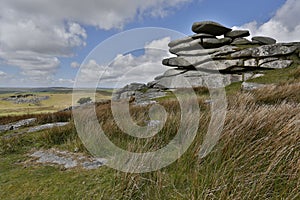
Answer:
[1, 82, 299, 199]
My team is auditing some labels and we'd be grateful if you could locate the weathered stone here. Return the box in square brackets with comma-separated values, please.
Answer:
[152, 70, 233, 88]
[231, 38, 252, 45]
[252, 36, 276, 45]
[169, 39, 202, 54]
[258, 57, 279, 66]
[260, 60, 293, 69]
[0, 118, 37, 132]
[244, 73, 265, 81]
[176, 45, 238, 56]
[241, 82, 268, 91]
[244, 58, 258, 67]
[231, 44, 297, 58]
[195, 59, 244, 71]
[225, 30, 250, 39]
[163, 57, 192, 67]
[27, 122, 69, 133]
[192, 21, 232, 36]
[168, 36, 194, 47]
[191, 33, 216, 39]
[163, 56, 211, 68]
[202, 37, 232, 49]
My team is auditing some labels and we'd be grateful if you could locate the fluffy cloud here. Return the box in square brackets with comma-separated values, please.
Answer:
[71, 62, 80, 68]
[235, 0, 300, 42]
[77, 37, 171, 87]
[0, 0, 190, 82]
[0, 71, 7, 77]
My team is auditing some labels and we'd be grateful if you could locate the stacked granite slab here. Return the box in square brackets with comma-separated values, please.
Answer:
[149, 21, 299, 89]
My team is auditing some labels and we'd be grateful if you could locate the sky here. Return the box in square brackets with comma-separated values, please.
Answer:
[0, 0, 299, 88]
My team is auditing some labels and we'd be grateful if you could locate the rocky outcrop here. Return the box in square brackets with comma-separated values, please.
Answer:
[114, 21, 300, 102]
[150, 21, 299, 89]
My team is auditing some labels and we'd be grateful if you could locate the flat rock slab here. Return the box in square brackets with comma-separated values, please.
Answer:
[29, 149, 107, 170]
[231, 44, 297, 58]
[260, 60, 293, 69]
[192, 21, 232, 36]
[0, 118, 37, 132]
[225, 30, 250, 39]
[202, 38, 232, 49]
[252, 36, 276, 45]
[241, 82, 269, 91]
[27, 122, 69, 133]
[231, 38, 252, 45]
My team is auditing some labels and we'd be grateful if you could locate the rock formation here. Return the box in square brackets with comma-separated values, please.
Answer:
[150, 21, 300, 89]
[114, 21, 300, 102]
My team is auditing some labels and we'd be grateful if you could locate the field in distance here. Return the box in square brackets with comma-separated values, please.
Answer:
[0, 88, 112, 116]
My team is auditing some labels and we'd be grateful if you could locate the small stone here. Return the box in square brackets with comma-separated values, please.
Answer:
[252, 36, 276, 45]
[225, 30, 250, 39]
[192, 21, 232, 36]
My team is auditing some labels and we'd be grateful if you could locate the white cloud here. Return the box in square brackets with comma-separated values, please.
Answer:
[77, 37, 171, 87]
[0, 0, 190, 83]
[0, 71, 7, 77]
[71, 62, 80, 68]
[235, 0, 300, 42]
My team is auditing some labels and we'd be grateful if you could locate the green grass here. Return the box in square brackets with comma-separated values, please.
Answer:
[0, 65, 300, 199]
[0, 90, 112, 116]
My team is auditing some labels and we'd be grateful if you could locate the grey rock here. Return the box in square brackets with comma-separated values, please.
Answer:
[231, 38, 252, 45]
[168, 36, 194, 48]
[27, 122, 69, 133]
[176, 45, 238, 56]
[252, 36, 276, 45]
[191, 33, 216, 39]
[30, 149, 107, 170]
[244, 58, 258, 67]
[244, 73, 265, 81]
[192, 21, 232, 36]
[260, 60, 293, 69]
[225, 30, 250, 39]
[163, 55, 211, 68]
[0, 118, 37, 132]
[82, 158, 106, 170]
[31, 151, 77, 169]
[169, 39, 202, 54]
[241, 82, 267, 91]
[163, 57, 193, 67]
[202, 37, 232, 49]
[258, 57, 279, 66]
[195, 59, 244, 71]
[231, 44, 297, 58]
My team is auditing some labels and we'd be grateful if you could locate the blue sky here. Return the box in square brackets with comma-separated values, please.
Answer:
[0, 0, 298, 88]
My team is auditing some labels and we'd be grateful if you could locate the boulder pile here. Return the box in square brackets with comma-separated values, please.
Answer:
[149, 21, 300, 89]
[114, 21, 300, 101]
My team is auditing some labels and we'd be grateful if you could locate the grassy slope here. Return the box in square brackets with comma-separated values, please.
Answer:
[0, 66, 299, 199]
[0, 90, 112, 116]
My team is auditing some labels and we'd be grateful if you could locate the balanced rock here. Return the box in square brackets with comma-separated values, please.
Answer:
[192, 21, 232, 36]
[202, 37, 232, 49]
[231, 38, 252, 45]
[225, 30, 250, 39]
[168, 36, 194, 48]
[252, 36, 276, 45]
[191, 33, 216, 39]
